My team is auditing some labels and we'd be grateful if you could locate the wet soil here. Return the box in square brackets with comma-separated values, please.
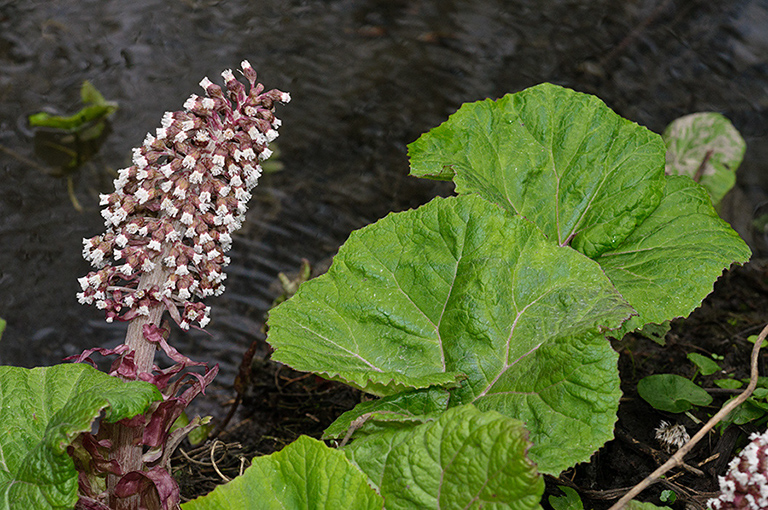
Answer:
[170, 260, 768, 508]
[560, 260, 768, 509]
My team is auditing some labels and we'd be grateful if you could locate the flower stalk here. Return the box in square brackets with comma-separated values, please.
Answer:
[73, 61, 289, 509]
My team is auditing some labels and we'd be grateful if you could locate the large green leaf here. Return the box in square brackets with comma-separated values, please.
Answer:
[343, 405, 544, 510]
[269, 195, 633, 474]
[181, 435, 383, 510]
[408, 84, 750, 334]
[408, 82, 666, 259]
[0, 363, 162, 510]
[663, 112, 745, 206]
[596, 176, 751, 330]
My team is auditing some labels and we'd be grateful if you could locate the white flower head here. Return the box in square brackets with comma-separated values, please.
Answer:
[709, 430, 768, 509]
[221, 69, 235, 82]
[135, 187, 151, 204]
[182, 155, 196, 169]
[79, 62, 288, 331]
[183, 94, 199, 111]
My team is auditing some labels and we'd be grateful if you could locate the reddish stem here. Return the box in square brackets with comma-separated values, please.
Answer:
[108, 262, 171, 510]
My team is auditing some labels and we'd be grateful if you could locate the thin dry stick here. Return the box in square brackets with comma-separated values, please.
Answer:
[608, 323, 768, 510]
[210, 440, 231, 482]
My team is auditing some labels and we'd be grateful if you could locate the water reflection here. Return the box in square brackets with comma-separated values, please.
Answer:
[0, 1, 766, 393]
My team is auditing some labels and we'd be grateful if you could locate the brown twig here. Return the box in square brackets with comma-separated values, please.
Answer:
[210, 440, 231, 482]
[608, 323, 768, 510]
[693, 149, 714, 183]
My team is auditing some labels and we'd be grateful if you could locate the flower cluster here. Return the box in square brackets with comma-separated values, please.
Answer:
[709, 430, 768, 509]
[77, 61, 289, 330]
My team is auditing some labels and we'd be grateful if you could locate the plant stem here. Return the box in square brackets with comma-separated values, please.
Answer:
[108, 262, 171, 510]
[608, 323, 768, 510]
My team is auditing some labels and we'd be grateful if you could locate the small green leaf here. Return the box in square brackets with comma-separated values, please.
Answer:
[0, 363, 162, 510]
[29, 105, 116, 131]
[169, 413, 212, 446]
[181, 436, 383, 510]
[549, 486, 583, 510]
[715, 379, 742, 390]
[187, 418, 213, 446]
[344, 405, 544, 510]
[722, 396, 768, 426]
[659, 489, 677, 504]
[637, 374, 712, 413]
[80, 80, 107, 106]
[171, 410, 191, 432]
[687, 353, 721, 376]
[0, 318, 5, 342]
[663, 112, 745, 206]
[28, 81, 117, 132]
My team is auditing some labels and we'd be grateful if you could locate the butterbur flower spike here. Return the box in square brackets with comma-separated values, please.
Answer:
[709, 430, 768, 510]
[72, 62, 288, 509]
[78, 60, 289, 338]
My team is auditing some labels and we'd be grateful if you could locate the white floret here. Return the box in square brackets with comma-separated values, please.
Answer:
[182, 155, 196, 169]
[135, 187, 151, 204]
[183, 94, 199, 111]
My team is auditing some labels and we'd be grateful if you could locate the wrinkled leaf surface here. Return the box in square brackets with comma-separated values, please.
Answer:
[597, 176, 751, 329]
[0, 363, 161, 510]
[269, 195, 633, 474]
[408, 84, 750, 333]
[181, 435, 382, 510]
[408, 82, 666, 259]
[344, 405, 544, 510]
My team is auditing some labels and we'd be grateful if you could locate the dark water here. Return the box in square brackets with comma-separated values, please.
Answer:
[1, 0, 767, 402]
